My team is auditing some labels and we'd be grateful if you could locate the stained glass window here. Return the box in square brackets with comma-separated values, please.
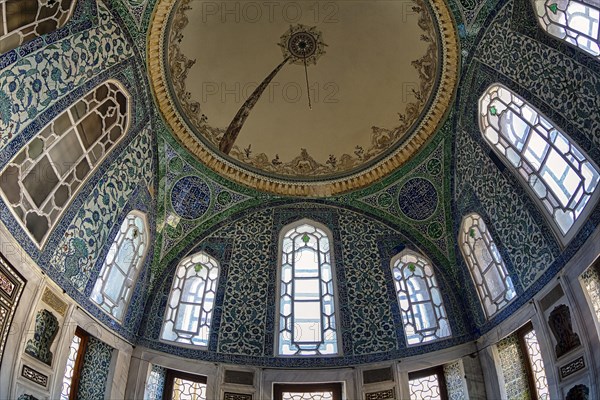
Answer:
[0, 80, 131, 246]
[459, 213, 516, 318]
[90, 211, 148, 321]
[523, 329, 550, 400]
[172, 378, 207, 400]
[408, 367, 448, 400]
[479, 84, 600, 243]
[164, 370, 207, 400]
[60, 328, 88, 400]
[533, 0, 600, 58]
[274, 384, 342, 400]
[161, 252, 219, 347]
[391, 250, 451, 345]
[0, 0, 77, 54]
[277, 221, 339, 356]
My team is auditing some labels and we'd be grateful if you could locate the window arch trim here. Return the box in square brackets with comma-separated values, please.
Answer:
[160, 250, 220, 349]
[0, 79, 132, 248]
[478, 83, 600, 246]
[458, 213, 517, 318]
[390, 248, 452, 346]
[275, 218, 342, 357]
[532, 0, 600, 59]
[0, 0, 78, 54]
[90, 210, 149, 322]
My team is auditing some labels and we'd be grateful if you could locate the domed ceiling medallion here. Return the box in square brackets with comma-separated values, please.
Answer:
[149, 0, 459, 196]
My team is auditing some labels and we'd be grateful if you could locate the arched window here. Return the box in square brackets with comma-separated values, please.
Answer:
[0, 80, 131, 247]
[0, 0, 77, 54]
[459, 213, 516, 318]
[479, 84, 600, 244]
[533, 0, 600, 59]
[90, 211, 148, 321]
[277, 220, 339, 356]
[161, 252, 219, 347]
[391, 250, 451, 345]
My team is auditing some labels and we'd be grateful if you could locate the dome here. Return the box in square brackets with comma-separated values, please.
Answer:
[149, 0, 458, 195]
[1, 0, 600, 399]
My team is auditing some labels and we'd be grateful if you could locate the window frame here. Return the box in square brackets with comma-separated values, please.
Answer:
[274, 218, 342, 357]
[90, 210, 149, 322]
[273, 383, 343, 400]
[0, 0, 78, 54]
[60, 327, 89, 400]
[160, 251, 220, 349]
[478, 83, 600, 246]
[496, 323, 551, 400]
[162, 369, 208, 400]
[532, 0, 600, 59]
[390, 249, 452, 346]
[579, 256, 600, 338]
[0, 79, 132, 248]
[459, 213, 517, 319]
[516, 323, 550, 400]
[408, 366, 449, 400]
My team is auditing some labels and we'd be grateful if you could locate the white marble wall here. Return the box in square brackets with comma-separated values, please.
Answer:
[0, 222, 133, 400]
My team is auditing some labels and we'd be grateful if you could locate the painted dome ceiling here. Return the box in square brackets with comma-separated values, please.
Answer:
[150, 0, 459, 196]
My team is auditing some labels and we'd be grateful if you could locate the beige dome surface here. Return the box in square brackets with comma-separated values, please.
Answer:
[149, 0, 459, 196]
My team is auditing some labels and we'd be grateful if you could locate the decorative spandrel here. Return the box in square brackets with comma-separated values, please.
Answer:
[25, 309, 59, 366]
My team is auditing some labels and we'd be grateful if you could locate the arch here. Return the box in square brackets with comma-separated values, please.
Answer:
[0, 79, 131, 247]
[276, 219, 340, 356]
[391, 249, 451, 345]
[90, 210, 149, 322]
[160, 251, 220, 347]
[0, 0, 77, 54]
[478, 83, 600, 245]
[533, 0, 600, 59]
[459, 213, 517, 318]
